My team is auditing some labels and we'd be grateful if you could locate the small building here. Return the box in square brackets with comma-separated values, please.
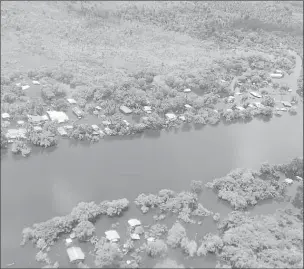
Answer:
[130, 234, 140, 240]
[226, 109, 233, 113]
[147, 237, 155, 242]
[270, 73, 283, 79]
[99, 130, 105, 137]
[288, 88, 292, 92]
[33, 126, 42, 132]
[250, 91, 262, 98]
[66, 247, 85, 263]
[227, 96, 235, 103]
[280, 108, 288, 112]
[102, 120, 111, 126]
[184, 104, 192, 109]
[128, 219, 141, 227]
[91, 125, 100, 131]
[70, 233, 76, 239]
[105, 230, 120, 242]
[119, 105, 132, 114]
[179, 115, 186, 121]
[284, 178, 293, 185]
[64, 125, 74, 130]
[254, 102, 263, 109]
[21, 85, 30, 90]
[67, 98, 77, 104]
[236, 106, 245, 111]
[275, 70, 283, 74]
[143, 106, 152, 113]
[282, 101, 292, 107]
[122, 120, 130, 126]
[2, 113, 10, 119]
[235, 92, 242, 95]
[295, 176, 303, 181]
[248, 104, 255, 108]
[28, 115, 46, 125]
[183, 88, 191, 93]
[65, 238, 73, 247]
[72, 107, 84, 118]
[165, 113, 177, 121]
[57, 127, 68, 136]
[6, 129, 27, 140]
[47, 111, 69, 123]
[95, 106, 102, 111]
[17, 120, 25, 126]
[32, 80, 40, 85]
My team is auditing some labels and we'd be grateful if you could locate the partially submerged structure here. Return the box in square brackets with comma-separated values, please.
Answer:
[128, 219, 141, 227]
[28, 115, 49, 125]
[119, 105, 132, 114]
[250, 91, 262, 98]
[66, 247, 85, 263]
[184, 104, 192, 109]
[6, 129, 27, 140]
[72, 107, 84, 118]
[47, 111, 69, 123]
[1, 113, 10, 119]
[57, 127, 68, 136]
[143, 106, 152, 113]
[165, 113, 177, 121]
[270, 73, 283, 78]
[105, 230, 120, 242]
[284, 178, 293, 184]
[282, 101, 292, 107]
[183, 88, 191, 93]
[91, 125, 100, 131]
[67, 98, 77, 104]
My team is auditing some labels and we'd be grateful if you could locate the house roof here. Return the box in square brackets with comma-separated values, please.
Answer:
[120, 105, 133, 114]
[47, 111, 69, 123]
[67, 98, 77, 104]
[1, 113, 10, 119]
[128, 219, 141, 227]
[130, 234, 140, 240]
[66, 247, 85, 262]
[105, 230, 120, 241]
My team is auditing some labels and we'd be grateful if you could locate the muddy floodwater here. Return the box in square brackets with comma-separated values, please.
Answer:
[1, 52, 303, 268]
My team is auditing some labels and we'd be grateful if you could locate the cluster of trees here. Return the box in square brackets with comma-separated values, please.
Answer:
[21, 199, 129, 248]
[134, 189, 213, 224]
[214, 209, 303, 268]
[205, 167, 286, 209]
[27, 122, 59, 148]
[11, 141, 31, 156]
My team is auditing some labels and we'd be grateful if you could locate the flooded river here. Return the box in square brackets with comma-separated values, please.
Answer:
[1, 53, 303, 268]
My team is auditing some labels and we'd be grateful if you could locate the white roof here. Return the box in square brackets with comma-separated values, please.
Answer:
[296, 176, 303, 181]
[66, 238, 73, 244]
[41, 115, 49, 121]
[17, 120, 25, 125]
[128, 219, 141, 227]
[64, 125, 74, 130]
[130, 234, 140, 240]
[184, 88, 191, 93]
[147, 237, 155, 242]
[95, 106, 101, 110]
[236, 106, 245, 111]
[47, 111, 69, 123]
[34, 126, 42, 131]
[144, 106, 152, 111]
[32, 80, 40, 85]
[70, 233, 76, 239]
[105, 230, 120, 241]
[2, 113, 10, 119]
[285, 178, 293, 184]
[123, 120, 130, 125]
[66, 247, 85, 262]
[67, 98, 77, 104]
[91, 124, 99, 130]
[57, 127, 68, 135]
[184, 104, 192, 109]
[179, 115, 186, 121]
[165, 113, 177, 120]
[226, 109, 233, 112]
[21, 85, 30, 90]
[288, 89, 292, 92]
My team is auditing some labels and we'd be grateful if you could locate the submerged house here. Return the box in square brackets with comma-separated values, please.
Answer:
[119, 105, 132, 114]
[183, 88, 191, 93]
[282, 101, 292, 107]
[91, 125, 100, 131]
[1, 113, 10, 119]
[165, 113, 177, 121]
[46, 111, 69, 123]
[128, 219, 141, 227]
[72, 107, 84, 118]
[105, 230, 120, 242]
[67, 98, 77, 104]
[250, 91, 262, 98]
[6, 129, 27, 140]
[270, 73, 283, 78]
[28, 115, 48, 125]
[184, 104, 192, 109]
[57, 127, 68, 136]
[66, 247, 85, 263]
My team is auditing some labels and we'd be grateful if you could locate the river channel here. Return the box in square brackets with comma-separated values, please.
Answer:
[1, 52, 303, 268]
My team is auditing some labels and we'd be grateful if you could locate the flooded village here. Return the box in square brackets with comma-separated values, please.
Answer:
[1, 1, 303, 269]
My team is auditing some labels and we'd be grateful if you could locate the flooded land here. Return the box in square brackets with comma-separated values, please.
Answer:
[1, 1, 303, 268]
